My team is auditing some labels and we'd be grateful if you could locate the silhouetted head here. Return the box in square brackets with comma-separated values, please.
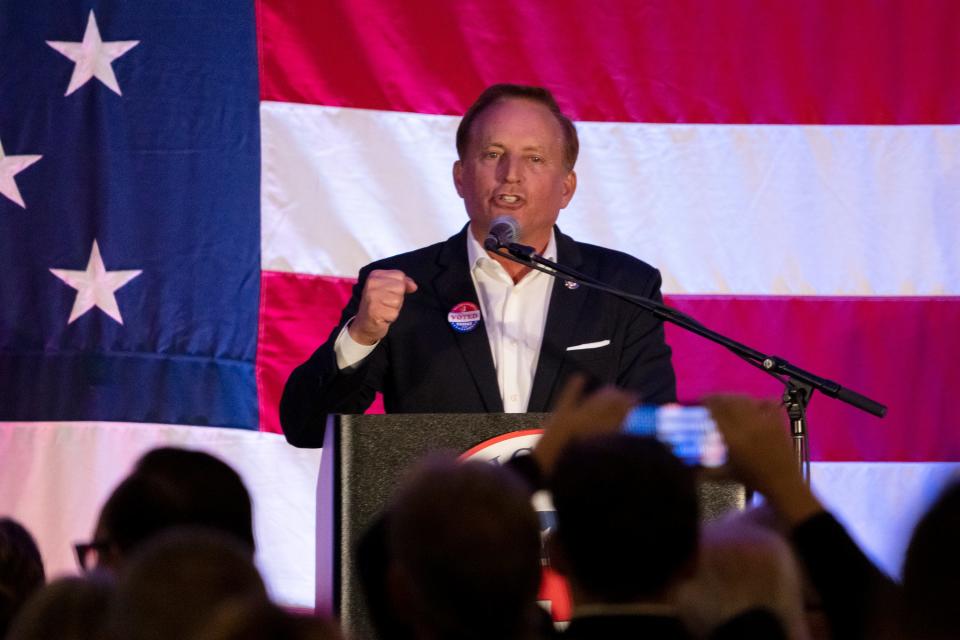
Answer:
[88, 447, 254, 573]
[6, 575, 113, 640]
[193, 598, 343, 640]
[902, 479, 960, 639]
[133, 448, 255, 550]
[387, 455, 542, 640]
[548, 434, 699, 603]
[0, 518, 45, 638]
[108, 528, 268, 640]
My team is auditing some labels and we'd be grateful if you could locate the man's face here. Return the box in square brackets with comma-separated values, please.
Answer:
[454, 98, 577, 249]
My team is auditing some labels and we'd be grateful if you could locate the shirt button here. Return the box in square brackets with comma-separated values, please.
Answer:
[510, 394, 518, 401]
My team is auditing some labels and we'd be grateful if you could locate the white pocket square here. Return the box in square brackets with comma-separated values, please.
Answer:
[566, 339, 611, 352]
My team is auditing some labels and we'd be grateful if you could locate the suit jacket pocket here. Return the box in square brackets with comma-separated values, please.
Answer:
[563, 339, 613, 364]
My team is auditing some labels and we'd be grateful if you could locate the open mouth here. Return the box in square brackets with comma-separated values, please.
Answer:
[495, 193, 524, 206]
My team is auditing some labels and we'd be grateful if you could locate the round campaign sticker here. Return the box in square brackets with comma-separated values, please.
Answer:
[447, 302, 482, 333]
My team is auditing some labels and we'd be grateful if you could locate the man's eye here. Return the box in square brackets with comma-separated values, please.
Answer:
[530, 156, 544, 163]
[484, 151, 500, 159]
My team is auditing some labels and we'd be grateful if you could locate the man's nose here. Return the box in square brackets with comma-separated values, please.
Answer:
[499, 155, 522, 183]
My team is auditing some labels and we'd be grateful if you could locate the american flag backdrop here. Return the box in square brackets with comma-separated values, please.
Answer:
[2, 0, 959, 609]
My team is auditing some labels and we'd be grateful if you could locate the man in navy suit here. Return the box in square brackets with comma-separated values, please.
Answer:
[281, 84, 675, 447]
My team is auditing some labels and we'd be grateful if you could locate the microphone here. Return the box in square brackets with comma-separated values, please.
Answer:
[483, 216, 520, 251]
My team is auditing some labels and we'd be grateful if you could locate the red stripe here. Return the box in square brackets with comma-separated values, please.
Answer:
[257, 272, 382, 436]
[666, 295, 960, 463]
[257, 0, 960, 124]
[257, 272, 960, 461]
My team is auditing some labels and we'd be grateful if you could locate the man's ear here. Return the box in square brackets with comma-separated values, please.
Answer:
[559, 170, 577, 209]
[452, 160, 464, 198]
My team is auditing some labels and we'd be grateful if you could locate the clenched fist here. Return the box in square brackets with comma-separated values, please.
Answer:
[348, 269, 418, 345]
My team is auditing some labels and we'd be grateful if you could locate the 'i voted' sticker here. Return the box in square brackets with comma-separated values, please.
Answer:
[448, 302, 482, 333]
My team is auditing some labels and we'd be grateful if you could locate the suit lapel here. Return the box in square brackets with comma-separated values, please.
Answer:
[433, 226, 504, 412]
[528, 227, 588, 412]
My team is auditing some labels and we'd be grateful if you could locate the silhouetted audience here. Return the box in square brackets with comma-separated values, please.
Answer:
[0, 518, 45, 638]
[706, 395, 901, 640]
[676, 515, 806, 639]
[384, 455, 544, 640]
[6, 575, 113, 640]
[106, 528, 269, 640]
[548, 434, 699, 639]
[11, 390, 960, 640]
[194, 598, 343, 640]
[80, 447, 255, 574]
[355, 376, 634, 640]
[901, 479, 960, 640]
[4, 449, 349, 640]
[356, 514, 412, 640]
[134, 448, 255, 550]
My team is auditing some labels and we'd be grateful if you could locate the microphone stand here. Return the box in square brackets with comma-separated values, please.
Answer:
[490, 240, 887, 483]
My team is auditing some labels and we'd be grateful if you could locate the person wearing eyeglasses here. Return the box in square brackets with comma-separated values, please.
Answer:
[73, 447, 254, 574]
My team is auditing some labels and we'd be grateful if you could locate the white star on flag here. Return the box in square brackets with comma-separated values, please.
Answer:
[0, 137, 42, 209]
[50, 240, 143, 325]
[46, 11, 139, 96]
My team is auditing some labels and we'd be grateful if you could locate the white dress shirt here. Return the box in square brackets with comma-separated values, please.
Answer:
[334, 230, 557, 413]
[466, 229, 555, 412]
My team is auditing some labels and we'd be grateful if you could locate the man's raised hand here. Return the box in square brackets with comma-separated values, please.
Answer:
[349, 269, 418, 346]
[534, 375, 637, 475]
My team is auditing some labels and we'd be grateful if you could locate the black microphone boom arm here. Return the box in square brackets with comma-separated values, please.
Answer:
[491, 240, 887, 481]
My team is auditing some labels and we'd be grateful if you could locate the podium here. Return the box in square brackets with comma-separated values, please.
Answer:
[316, 413, 745, 639]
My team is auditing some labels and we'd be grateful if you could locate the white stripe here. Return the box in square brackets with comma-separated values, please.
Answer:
[261, 102, 464, 277]
[0, 421, 321, 608]
[261, 102, 960, 295]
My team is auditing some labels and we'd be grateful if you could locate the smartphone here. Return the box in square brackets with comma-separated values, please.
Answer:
[622, 404, 727, 468]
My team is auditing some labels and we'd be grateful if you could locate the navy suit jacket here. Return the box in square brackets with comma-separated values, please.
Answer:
[280, 226, 676, 447]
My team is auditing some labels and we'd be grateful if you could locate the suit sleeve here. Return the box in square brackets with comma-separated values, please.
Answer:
[279, 267, 388, 447]
[616, 267, 677, 404]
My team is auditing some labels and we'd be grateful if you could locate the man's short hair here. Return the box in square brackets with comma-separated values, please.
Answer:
[107, 528, 268, 640]
[133, 448, 255, 550]
[6, 576, 113, 640]
[388, 455, 542, 639]
[456, 83, 580, 170]
[676, 516, 803, 638]
[549, 434, 699, 602]
[97, 447, 255, 562]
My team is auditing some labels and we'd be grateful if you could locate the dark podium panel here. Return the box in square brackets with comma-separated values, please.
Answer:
[316, 413, 745, 640]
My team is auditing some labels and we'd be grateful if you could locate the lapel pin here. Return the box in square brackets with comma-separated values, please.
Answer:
[448, 301, 482, 333]
[564, 280, 580, 290]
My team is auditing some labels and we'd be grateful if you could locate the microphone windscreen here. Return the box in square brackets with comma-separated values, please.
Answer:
[487, 216, 519, 247]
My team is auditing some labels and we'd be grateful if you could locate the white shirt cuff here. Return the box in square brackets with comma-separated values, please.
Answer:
[334, 318, 379, 370]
